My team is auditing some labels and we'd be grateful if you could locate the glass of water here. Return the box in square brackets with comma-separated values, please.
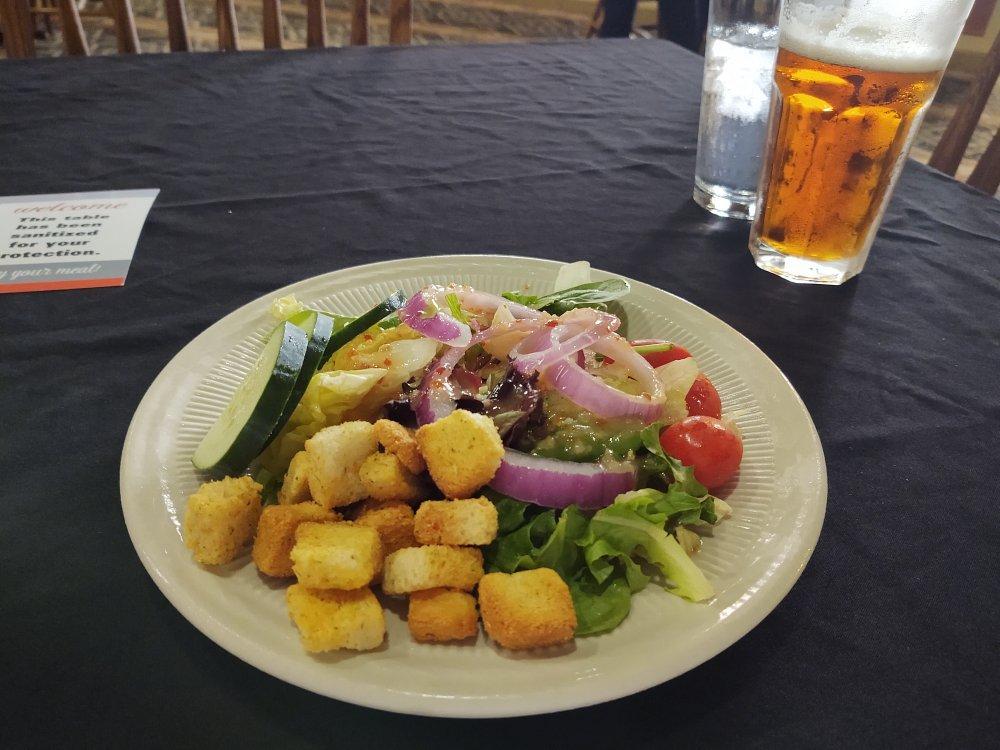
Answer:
[693, 0, 781, 220]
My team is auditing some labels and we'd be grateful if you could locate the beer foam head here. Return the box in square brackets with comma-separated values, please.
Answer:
[781, 0, 973, 72]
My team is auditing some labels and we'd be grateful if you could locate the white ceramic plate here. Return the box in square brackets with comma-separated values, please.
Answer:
[121, 255, 826, 718]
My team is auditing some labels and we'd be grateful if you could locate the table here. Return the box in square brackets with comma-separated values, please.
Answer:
[2, 40, 998, 748]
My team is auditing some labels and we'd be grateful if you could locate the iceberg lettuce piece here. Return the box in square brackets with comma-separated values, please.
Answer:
[259, 367, 386, 474]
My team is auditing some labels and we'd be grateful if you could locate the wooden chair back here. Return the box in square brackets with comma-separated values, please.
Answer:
[929, 31, 1000, 195]
[2, 0, 138, 57]
[166, 0, 414, 52]
[2, 0, 414, 58]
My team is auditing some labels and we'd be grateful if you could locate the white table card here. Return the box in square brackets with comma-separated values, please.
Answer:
[0, 189, 158, 294]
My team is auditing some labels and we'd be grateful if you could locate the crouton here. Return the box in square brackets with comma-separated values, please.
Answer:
[382, 545, 484, 595]
[183, 475, 262, 565]
[286, 584, 385, 652]
[252, 504, 341, 577]
[413, 497, 498, 546]
[353, 500, 416, 557]
[478, 568, 577, 650]
[415, 410, 504, 498]
[408, 588, 478, 643]
[305, 421, 377, 509]
[278, 450, 313, 505]
[359, 452, 426, 503]
[290, 521, 384, 590]
[373, 419, 426, 474]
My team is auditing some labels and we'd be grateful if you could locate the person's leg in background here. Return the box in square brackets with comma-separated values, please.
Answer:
[599, 0, 640, 37]
[657, 0, 710, 52]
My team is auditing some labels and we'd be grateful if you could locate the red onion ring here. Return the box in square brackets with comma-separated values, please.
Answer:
[412, 321, 545, 425]
[510, 326, 664, 423]
[542, 357, 664, 423]
[590, 335, 665, 402]
[454, 287, 544, 321]
[512, 311, 619, 376]
[489, 449, 636, 509]
[400, 286, 472, 347]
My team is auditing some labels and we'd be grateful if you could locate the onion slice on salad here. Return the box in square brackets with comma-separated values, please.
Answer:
[489, 449, 636, 510]
[400, 286, 472, 348]
[531, 333, 667, 424]
[512, 309, 619, 376]
[543, 357, 666, 424]
[412, 344, 471, 425]
[455, 287, 544, 321]
[413, 319, 547, 425]
[590, 335, 665, 400]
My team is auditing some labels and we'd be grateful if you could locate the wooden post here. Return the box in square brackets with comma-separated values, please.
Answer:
[58, 0, 88, 56]
[306, 0, 326, 48]
[0, 0, 36, 58]
[967, 129, 1000, 194]
[928, 32, 1000, 176]
[388, 0, 411, 45]
[262, 0, 282, 49]
[164, 0, 190, 52]
[350, 0, 368, 46]
[110, 0, 141, 54]
[215, 0, 239, 51]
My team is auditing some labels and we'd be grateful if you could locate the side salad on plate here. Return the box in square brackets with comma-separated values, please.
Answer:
[181, 262, 744, 652]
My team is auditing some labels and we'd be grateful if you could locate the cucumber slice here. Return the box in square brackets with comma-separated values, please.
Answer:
[192, 321, 309, 475]
[319, 291, 406, 367]
[264, 311, 335, 445]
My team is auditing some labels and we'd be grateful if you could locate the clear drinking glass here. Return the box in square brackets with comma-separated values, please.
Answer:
[693, 0, 782, 220]
[750, 0, 976, 284]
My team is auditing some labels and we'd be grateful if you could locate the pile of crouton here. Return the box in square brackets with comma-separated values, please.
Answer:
[182, 409, 577, 653]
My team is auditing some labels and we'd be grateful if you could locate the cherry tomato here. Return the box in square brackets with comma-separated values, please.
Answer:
[629, 340, 721, 418]
[630, 338, 692, 368]
[660, 416, 743, 488]
[685, 374, 722, 419]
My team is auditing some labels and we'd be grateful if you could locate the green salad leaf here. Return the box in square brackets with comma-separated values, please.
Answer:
[585, 491, 714, 602]
[492, 493, 536, 534]
[639, 423, 719, 524]
[486, 504, 589, 580]
[569, 571, 633, 636]
[484, 488, 716, 637]
[445, 292, 470, 324]
[502, 278, 631, 315]
[640, 423, 708, 497]
[253, 467, 282, 506]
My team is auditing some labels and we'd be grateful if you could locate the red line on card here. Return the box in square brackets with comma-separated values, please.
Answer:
[0, 277, 125, 294]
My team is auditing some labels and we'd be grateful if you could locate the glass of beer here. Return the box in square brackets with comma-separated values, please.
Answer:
[750, 0, 976, 284]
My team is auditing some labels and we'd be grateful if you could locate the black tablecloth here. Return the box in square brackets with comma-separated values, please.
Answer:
[2, 40, 998, 748]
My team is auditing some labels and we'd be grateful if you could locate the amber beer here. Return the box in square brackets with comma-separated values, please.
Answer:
[754, 47, 940, 265]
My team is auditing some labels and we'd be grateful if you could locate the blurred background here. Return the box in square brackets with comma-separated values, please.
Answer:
[3, 0, 999, 187]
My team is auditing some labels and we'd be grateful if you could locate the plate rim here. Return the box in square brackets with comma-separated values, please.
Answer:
[120, 253, 827, 718]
